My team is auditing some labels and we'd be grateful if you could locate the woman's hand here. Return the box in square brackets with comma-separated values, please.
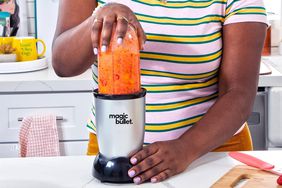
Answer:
[128, 139, 192, 184]
[91, 3, 146, 54]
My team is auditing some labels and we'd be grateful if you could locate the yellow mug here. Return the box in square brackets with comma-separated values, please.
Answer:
[13, 37, 46, 62]
[0, 37, 15, 46]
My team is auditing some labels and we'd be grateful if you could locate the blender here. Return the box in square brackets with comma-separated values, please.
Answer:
[92, 25, 146, 183]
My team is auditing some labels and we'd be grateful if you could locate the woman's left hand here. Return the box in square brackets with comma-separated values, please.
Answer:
[128, 139, 192, 184]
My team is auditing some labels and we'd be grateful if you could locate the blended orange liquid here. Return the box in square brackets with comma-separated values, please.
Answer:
[98, 26, 140, 95]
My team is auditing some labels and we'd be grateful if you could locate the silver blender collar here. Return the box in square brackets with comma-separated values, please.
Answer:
[93, 88, 146, 100]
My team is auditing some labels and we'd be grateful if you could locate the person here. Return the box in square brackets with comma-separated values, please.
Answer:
[52, 0, 267, 184]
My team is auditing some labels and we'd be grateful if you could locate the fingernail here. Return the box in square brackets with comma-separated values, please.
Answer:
[128, 34, 133, 39]
[151, 177, 157, 183]
[130, 157, 137, 164]
[133, 177, 141, 184]
[128, 170, 135, 178]
[101, 45, 107, 52]
[117, 37, 123, 45]
[93, 48, 98, 55]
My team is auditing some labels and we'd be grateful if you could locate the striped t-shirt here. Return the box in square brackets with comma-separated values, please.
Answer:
[87, 0, 268, 144]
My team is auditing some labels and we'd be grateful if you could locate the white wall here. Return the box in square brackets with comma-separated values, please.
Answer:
[263, 0, 282, 46]
[264, 0, 281, 16]
[36, 0, 59, 59]
[30, 0, 282, 48]
[28, 0, 282, 37]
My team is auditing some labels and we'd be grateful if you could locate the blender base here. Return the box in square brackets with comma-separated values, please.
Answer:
[93, 153, 133, 183]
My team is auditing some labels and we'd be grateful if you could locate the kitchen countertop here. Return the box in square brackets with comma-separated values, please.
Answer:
[0, 65, 93, 93]
[0, 151, 281, 188]
[0, 56, 282, 93]
[260, 56, 282, 87]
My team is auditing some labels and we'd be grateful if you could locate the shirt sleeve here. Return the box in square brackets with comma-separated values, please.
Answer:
[224, 0, 268, 26]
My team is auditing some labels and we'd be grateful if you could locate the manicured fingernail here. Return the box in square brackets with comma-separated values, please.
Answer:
[117, 37, 123, 45]
[101, 45, 107, 52]
[133, 177, 141, 184]
[128, 34, 133, 39]
[151, 177, 157, 183]
[93, 48, 98, 55]
[130, 157, 137, 164]
[128, 170, 135, 178]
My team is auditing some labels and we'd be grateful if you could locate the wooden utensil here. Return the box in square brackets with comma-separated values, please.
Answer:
[212, 165, 282, 188]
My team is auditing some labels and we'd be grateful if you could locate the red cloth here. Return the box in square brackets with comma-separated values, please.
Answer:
[19, 114, 60, 157]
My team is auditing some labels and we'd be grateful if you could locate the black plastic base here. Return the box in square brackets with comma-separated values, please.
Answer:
[93, 153, 133, 183]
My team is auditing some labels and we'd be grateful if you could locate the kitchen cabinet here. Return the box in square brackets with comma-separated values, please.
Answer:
[0, 92, 91, 142]
[268, 87, 282, 148]
[0, 141, 88, 158]
[0, 92, 92, 157]
[0, 67, 93, 157]
[247, 89, 267, 150]
[263, 56, 282, 150]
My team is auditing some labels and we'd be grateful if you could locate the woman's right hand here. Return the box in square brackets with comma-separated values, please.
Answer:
[91, 3, 146, 55]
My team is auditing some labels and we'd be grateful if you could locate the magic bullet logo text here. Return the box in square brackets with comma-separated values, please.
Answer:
[109, 113, 133, 125]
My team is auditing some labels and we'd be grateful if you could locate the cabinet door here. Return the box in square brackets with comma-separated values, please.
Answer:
[0, 141, 89, 158]
[0, 92, 92, 142]
[247, 92, 267, 150]
[268, 87, 282, 146]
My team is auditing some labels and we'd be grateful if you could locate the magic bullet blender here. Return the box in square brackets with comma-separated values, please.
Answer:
[93, 25, 146, 183]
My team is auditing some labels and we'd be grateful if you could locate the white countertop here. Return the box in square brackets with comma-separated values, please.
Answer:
[0, 65, 93, 93]
[260, 56, 282, 87]
[0, 56, 282, 93]
[0, 151, 282, 188]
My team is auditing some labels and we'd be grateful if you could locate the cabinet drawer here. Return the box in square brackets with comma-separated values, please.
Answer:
[268, 87, 282, 146]
[0, 93, 92, 142]
[247, 92, 267, 150]
[0, 141, 89, 158]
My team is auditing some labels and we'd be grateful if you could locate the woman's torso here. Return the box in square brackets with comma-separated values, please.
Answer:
[89, 0, 265, 144]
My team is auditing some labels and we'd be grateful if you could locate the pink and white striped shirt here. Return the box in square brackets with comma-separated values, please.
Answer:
[88, 0, 268, 144]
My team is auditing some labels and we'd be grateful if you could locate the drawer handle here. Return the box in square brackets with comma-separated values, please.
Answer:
[18, 116, 64, 122]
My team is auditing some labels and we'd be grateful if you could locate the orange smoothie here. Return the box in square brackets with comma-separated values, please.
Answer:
[98, 25, 140, 95]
